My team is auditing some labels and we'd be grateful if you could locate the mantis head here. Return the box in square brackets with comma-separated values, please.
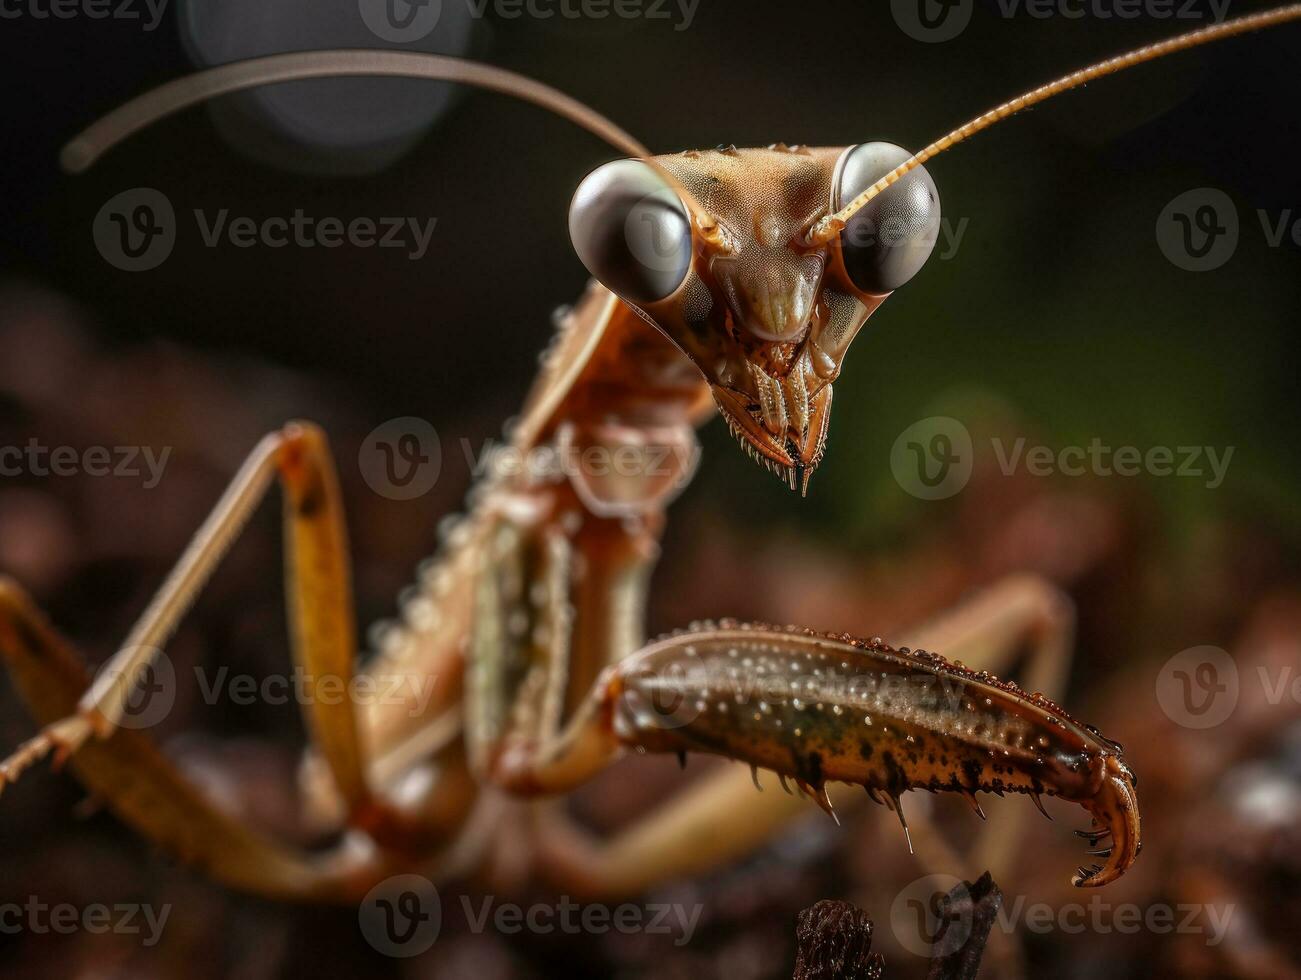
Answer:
[569, 144, 940, 493]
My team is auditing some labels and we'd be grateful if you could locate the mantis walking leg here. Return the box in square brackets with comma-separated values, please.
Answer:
[0, 577, 383, 901]
[0, 422, 471, 875]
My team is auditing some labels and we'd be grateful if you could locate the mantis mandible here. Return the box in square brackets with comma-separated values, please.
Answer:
[2, 4, 1298, 905]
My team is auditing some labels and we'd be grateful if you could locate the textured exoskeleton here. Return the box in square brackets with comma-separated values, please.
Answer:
[7, 5, 1297, 907]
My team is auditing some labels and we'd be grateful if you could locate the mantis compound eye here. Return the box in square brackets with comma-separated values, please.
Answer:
[833, 142, 941, 294]
[569, 159, 693, 304]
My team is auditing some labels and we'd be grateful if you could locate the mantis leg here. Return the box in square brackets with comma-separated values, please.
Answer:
[0, 422, 471, 875]
[505, 574, 1075, 898]
[0, 577, 385, 901]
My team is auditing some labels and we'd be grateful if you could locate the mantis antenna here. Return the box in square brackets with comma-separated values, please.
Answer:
[59, 49, 708, 220]
[810, 3, 1301, 244]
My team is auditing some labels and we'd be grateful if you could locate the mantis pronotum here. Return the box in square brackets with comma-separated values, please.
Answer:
[2, 5, 1298, 906]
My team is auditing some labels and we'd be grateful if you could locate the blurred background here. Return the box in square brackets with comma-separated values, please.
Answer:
[1, 0, 1299, 976]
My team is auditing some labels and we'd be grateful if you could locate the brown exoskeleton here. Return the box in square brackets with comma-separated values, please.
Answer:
[2, 6, 1297, 906]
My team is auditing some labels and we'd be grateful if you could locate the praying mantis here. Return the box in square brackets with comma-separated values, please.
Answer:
[2, 4, 1298, 911]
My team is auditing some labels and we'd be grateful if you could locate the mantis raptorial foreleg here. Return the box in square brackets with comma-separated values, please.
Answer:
[510, 574, 1075, 899]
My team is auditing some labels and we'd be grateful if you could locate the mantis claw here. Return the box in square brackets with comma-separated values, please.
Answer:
[606, 622, 1141, 887]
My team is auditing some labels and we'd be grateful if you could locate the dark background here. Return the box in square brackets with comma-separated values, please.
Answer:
[3, 0, 1298, 522]
[1, 1, 1299, 977]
